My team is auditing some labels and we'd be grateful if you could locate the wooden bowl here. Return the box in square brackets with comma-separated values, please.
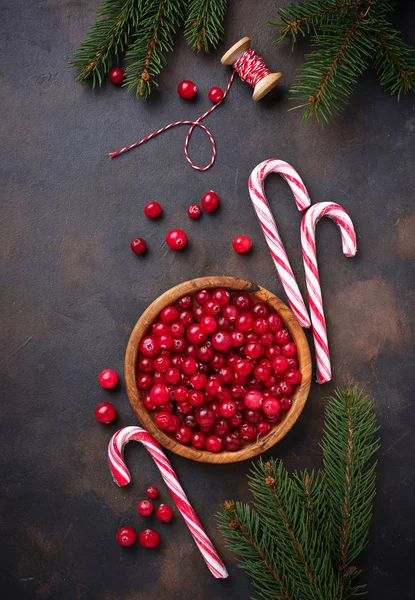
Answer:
[125, 276, 311, 463]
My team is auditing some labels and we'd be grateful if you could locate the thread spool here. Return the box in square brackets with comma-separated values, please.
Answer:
[221, 37, 282, 101]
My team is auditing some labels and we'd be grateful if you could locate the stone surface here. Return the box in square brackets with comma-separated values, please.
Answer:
[1, 1, 414, 598]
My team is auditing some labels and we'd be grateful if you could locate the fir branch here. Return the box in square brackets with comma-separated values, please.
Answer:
[124, 0, 184, 98]
[70, 0, 142, 88]
[184, 0, 228, 52]
[374, 23, 415, 98]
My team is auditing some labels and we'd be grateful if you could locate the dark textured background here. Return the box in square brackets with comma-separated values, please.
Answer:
[1, 1, 414, 598]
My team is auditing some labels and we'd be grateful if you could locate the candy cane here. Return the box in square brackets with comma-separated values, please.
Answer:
[108, 426, 228, 579]
[301, 202, 357, 383]
[248, 159, 311, 328]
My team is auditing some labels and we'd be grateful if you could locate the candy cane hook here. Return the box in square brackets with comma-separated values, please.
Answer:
[248, 159, 312, 328]
[301, 202, 357, 383]
[108, 426, 228, 579]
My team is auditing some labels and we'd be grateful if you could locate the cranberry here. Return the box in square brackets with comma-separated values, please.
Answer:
[137, 373, 153, 389]
[210, 353, 226, 371]
[186, 324, 207, 344]
[199, 315, 216, 334]
[146, 486, 159, 499]
[178, 295, 192, 309]
[284, 368, 302, 385]
[184, 414, 198, 430]
[177, 79, 197, 99]
[170, 323, 185, 339]
[223, 433, 242, 451]
[175, 425, 193, 445]
[263, 397, 281, 415]
[212, 288, 230, 306]
[217, 387, 232, 403]
[214, 418, 230, 437]
[182, 357, 198, 375]
[140, 336, 160, 357]
[282, 342, 297, 357]
[205, 376, 222, 395]
[231, 386, 246, 400]
[267, 314, 283, 331]
[137, 499, 153, 516]
[155, 504, 173, 523]
[275, 329, 291, 344]
[264, 376, 276, 388]
[230, 330, 245, 347]
[217, 316, 231, 331]
[155, 401, 173, 414]
[139, 529, 160, 549]
[273, 355, 289, 373]
[266, 345, 282, 360]
[234, 359, 252, 377]
[187, 204, 201, 219]
[239, 423, 257, 441]
[154, 356, 171, 372]
[130, 237, 147, 255]
[166, 228, 187, 250]
[257, 420, 270, 435]
[219, 366, 232, 383]
[193, 305, 204, 321]
[144, 201, 162, 219]
[176, 401, 193, 414]
[245, 409, 261, 424]
[278, 381, 293, 395]
[138, 356, 154, 373]
[188, 390, 204, 407]
[153, 371, 166, 385]
[195, 407, 215, 427]
[171, 337, 187, 354]
[191, 432, 205, 449]
[245, 342, 265, 359]
[206, 435, 222, 452]
[167, 414, 180, 432]
[236, 312, 254, 333]
[155, 412, 173, 430]
[219, 400, 237, 418]
[245, 332, 259, 343]
[208, 86, 224, 103]
[94, 402, 116, 424]
[254, 364, 271, 381]
[109, 67, 124, 84]
[116, 526, 136, 546]
[222, 305, 239, 323]
[212, 331, 231, 352]
[189, 373, 207, 390]
[160, 305, 178, 324]
[244, 390, 263, 410]
[200, 424, 213, 435]
[166, 368, 180, 384]
[197, 344, 214, 362]
[280, 396, 292, 411]
[229, 412, 243, 428]
[253, 318, 268, 334]
[287, 357, 299, 368]
[143, 395, 155, 410]
[260, 331, 274, 346]
[266, 412, 281, 425]
[201, 191, 219, 213]
[232, 235, 252, 253]
[195, 289, 211, 305]
[98, 369, 119, 389]
[179, 310, 194, 326]
[153, 321, 170, 335]
[203, 300, 221, 316]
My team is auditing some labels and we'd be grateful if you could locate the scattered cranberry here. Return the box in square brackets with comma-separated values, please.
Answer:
[201, 191, 219, 213]
[137, 499, 153, 517]
[144, 201, 162, 219]
[187, 204, 201, 219]
[166, 229, 188, 250]
[139, 529, 160, 549]
[232, 236, 252, 254]
[94, 402, 116, 424]
[116, 526, 136, 546]
[109, 68, 124, 84]
[178, 80, 197, 99]
[130, 237, 147, 255]
[208, 86, 224, 103]
[98, 369, 119, 389]
[156, 504, 173, 522]
[146, 486, 159, 499]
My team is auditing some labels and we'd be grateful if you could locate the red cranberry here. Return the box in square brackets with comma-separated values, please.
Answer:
[137, 499, 153, 516]
[191, 432, 205, 449]
[140, 336, 160, 357]
[245, 409, 261, 424]
[212, 288, 230, 306]
[185, 343, 198, 358]
[154, 355, 171, 372]
[130, 237, 147, 255]
[273, 355, 289, 373]
[219, 367, 233, 383]
[287, 357, 299, 369]
[206, 435, 222, 452]
[245, 342, 265, 359]
[109, 68, 123, 84]
[146, 486, 159, 499]
[179, 310, 194, 326]
[214, 418, 230, 437]
[205, 376, 221, 396]
[188, 390, 205, 407]
[215, 316, 230, 332]
[177, 295, 192, 309]
[260, 331, 274, 346]
[137, 373, 153, 389]
[235, 312, 254, 332]
[280, 396, 292, 411]
[171, 386, 186, 402]
[219, 400, 237, 418]
[143, 395, 155, 410]
[234, 359, 253, 377]
[199, 315, 216, 334]
[264, 376, 276, 388]
[193, 305, 204, 322]
[181, 357, 197, 375]
[186, 324, 207, 344]
[252, 303, 269, 318]
[210, 353, 226, 371]
[98, 369, 119, 389]
[175, 425, 192, 444]
[201, 191, 219, 213]
[223, 433, 242, 451]
[116, 526, 136, 546]
[184, 414, 198, 430]
[197, 344, 214, 362]
[155, 402, 173, 414]
[257, 420, 270, 435]
[275, 329, 291, 344]
[278, 381, 293, 395]
[222, 304, 239, 322]
[212, 331, 231, 352]
[244, 390, 263, 410]
[176, 401, 193, 414]
[167, 414, 180, 433]
[166, 228, 187, 250]
[171, 354, 183, 368]
[231, 386, 246, 400]
[156, 504, 173, 522]
[139, 529, 160, 549]
[253, 318, 268, 334]
[160, 305, 178, 324]
[203, 300, 221, 317]
[231, 372, 247, 387]
[239, 423, 257, 441]
[177, 80, 197, 99]
[195, 407, 215, 427]
[232, 235, 252, 253]
[189, 373, 207, 390]
[199, 425, 213, 435]
[165, 368, 180, 384]
[266, 412, 281, 425]
[138, 356, 154, 373]
[153, 371, 167, 385]
[158, 334, 174, 349]
[150, 383, 169, 405]
[263, 397, 281, 415]
[267, 314, 283, 332]
[282, 342, 297, 357]
[254, 364, 271, 381]
[195, 290, 211, 305]
[208, 86, 224, 103]
[94, 402, 116, 424]
[266, 345, 282, 360]
[245, 332, 259, 343]
[230, 330, 245, 347]
[229, 412, 243, 428]
[155, 412, 173, 430]
[144, 201, 162, 219]
[187, 204, 201, 219]
[284, 368, 302, 385]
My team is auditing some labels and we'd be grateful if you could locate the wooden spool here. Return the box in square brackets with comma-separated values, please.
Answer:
[125, 276, 312, 464]
[221, 36, 283, 101]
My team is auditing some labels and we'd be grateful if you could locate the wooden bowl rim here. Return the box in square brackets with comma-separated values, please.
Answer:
[125, 276, 312, 464]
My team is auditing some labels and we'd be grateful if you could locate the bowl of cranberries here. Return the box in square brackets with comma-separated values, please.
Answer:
[125, 276, 311, 463]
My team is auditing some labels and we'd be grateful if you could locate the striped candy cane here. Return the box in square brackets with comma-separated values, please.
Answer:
[248, 159, 312, 328]
[301, 202, 357, 383]
[108, 426, 228, 579]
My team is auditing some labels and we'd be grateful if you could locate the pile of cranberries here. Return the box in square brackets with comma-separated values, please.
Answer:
[137, 289, 302, 453]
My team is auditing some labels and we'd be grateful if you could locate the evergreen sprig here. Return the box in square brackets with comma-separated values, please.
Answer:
[270, 0, 415, 124]
[184, 0, 228, 52]
[218, 388, 380, 600]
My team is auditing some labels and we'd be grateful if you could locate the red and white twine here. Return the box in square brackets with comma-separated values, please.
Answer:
[109, 49, 273, 171]
[108, 426, 229, 579]
[301, 202, 357, 383]
[248, 159, 312, 328]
